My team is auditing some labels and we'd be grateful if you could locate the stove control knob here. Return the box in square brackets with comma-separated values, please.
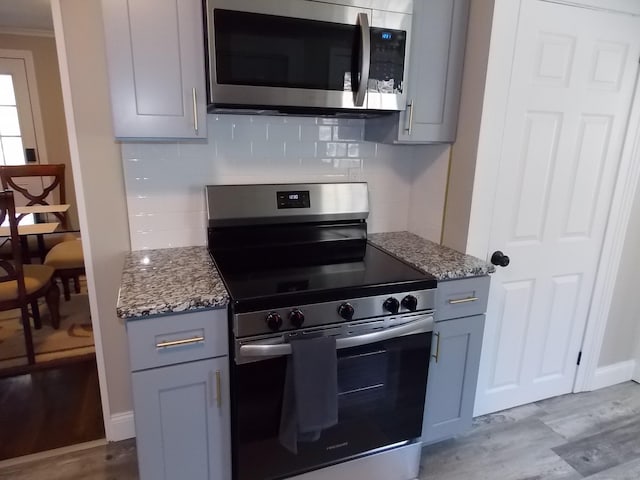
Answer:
[289, 309, 305, 328]
[338, 303, 355, 320]
[402, 295, 418, 312]
[383, 297, 400, 314]
[266, 312, 283, 331]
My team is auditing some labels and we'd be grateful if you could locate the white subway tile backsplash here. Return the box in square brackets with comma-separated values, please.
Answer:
[318, 125, 333, 141]
[285, 141, 316, 160]
[252, 140, 286, 160]
[267, 123, 301, 142]
[333, 125, 362, 141]
[121, 114, 435, 250]
[132, 228, 207, 250]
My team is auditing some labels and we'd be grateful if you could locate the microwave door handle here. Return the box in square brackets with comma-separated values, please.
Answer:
[355, 12, 371, 107]
[239, 315, 434, 358]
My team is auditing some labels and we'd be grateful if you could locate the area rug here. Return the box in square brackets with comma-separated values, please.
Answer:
[0, 293, 94, 371]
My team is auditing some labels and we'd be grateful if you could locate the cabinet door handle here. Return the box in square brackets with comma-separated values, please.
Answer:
[432, 332, 441, 363]
[405, 100, 414, 135]
[448, 296, 479, 305]
[192, 87, 198, 134]
[215, 370, 222, 409]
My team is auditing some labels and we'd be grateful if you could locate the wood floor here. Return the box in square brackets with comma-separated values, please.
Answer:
[0, 357, 105, 461]
[1, 381, 639, 479]
[421, 381, 640, 479]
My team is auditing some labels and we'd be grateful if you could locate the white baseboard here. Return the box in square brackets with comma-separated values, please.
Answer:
[592, 360, 637, 391]
[108, 411, 136, 442]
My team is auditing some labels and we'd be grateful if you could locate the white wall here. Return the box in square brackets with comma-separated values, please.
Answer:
[121, 115, 447, 250]
[54, 0, 133, 425]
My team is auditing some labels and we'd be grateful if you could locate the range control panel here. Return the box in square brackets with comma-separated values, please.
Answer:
[234, 289, 436, 338]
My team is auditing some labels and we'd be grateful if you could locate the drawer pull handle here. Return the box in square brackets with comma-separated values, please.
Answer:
[215, 370, 222, 409]
[432, 332, 441, 363]
[156, 336, 205, 349]
[448, 296, 479, 305]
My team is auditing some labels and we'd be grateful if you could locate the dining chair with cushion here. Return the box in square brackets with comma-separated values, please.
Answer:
[0, 190, 61, 364]
[0, 164, 85, 300]
[0, 164, 78, 261]
[44, 238, 85, 301]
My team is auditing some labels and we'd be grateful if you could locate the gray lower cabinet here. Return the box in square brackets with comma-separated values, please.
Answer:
[422, 314, 485, 444]
[132, 357, 230, 480]
[101, 0, 208, 139]
[126, 308, 230, 480]
[422, 275, 490, 444]
[365, 0, 470, 144]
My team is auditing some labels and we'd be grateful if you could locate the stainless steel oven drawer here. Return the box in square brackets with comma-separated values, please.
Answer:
[435, 276, 490, 321]
[126, 308, 228, 372]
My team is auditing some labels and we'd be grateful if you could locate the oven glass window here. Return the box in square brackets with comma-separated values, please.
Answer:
[232, 332, 430, 480]
[214, 9, 359, 92]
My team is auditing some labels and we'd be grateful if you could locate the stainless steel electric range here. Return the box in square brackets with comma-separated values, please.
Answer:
[206, 183, 437, 480]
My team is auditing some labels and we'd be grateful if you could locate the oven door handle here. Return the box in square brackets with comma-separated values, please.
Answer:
[239, 315, 434, 358]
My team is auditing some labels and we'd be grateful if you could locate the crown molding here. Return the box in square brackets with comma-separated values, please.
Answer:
[0, 26, 54, 38]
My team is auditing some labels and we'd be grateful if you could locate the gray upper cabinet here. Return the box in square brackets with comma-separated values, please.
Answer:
[364, 0, 470, 144]
[101, 0, 208, 139]
[422, 314, 484, 444]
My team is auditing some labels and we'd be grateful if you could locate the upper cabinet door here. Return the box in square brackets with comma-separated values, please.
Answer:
[101, 0, 208, 139]
[364, 0, 469, 144]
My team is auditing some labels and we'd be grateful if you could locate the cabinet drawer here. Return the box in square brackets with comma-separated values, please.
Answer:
[436, 276, 490, 321]
[127, 308, 228, 371]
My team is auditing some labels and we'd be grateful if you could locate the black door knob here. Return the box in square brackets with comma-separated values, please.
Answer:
[491, 251, 510, 267]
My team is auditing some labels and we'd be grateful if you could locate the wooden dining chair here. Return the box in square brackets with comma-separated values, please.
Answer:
[0, 191, 61, 364]
[0, 164, 70, 229]
[0, 164, 78, 261]
[0, 164, 85, 300]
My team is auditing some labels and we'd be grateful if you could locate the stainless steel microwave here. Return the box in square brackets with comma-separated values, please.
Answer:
[205, 0, 413, 113]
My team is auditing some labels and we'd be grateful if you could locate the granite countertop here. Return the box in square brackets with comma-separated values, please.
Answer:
[369, 231, 495, 280]
[117, 232, 491, 319]
[117, 246, 229, 319]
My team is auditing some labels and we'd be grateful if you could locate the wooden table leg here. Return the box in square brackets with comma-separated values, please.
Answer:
[37, 234, 46, 263]
[19, 237, 31, 264]
[19, 304, 36, 364]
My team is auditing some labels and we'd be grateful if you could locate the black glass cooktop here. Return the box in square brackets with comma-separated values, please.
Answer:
[212, 242, 436, 313]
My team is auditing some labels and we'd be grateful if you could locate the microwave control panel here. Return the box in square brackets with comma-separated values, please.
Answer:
[369, 28, 407, 94]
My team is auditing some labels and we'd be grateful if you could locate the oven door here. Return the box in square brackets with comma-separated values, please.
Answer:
[231, 317, 431, 480]
[205, 0, 410, 111]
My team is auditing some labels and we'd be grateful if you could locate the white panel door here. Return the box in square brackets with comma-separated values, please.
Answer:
[475, 0, 640, 415]
[0, 57, 44, 204]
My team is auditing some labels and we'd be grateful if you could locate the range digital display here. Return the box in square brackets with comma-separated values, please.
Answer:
[276, 190, 310, 209]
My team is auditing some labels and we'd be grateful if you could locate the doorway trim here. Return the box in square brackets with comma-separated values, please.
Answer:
[574, 66, 640, 392]
[466, 0, 640, 397]
[49, 0, 112, 440]
[0, 48, 48, 165]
